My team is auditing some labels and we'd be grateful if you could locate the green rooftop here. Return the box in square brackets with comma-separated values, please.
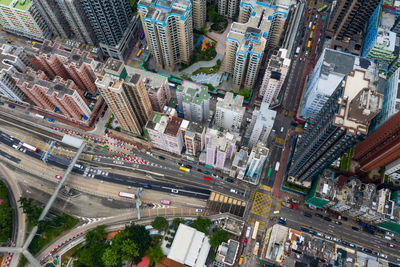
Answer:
[14, 0, 31, 10]
[183, 95, 192, 104]
[176, 85, 184, 92]
[186, 87, 196, 97]
[0, 0, 13, 6]
[152, 113, 161, 123]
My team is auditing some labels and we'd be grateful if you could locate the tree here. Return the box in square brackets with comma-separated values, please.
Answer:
[148, 245, 164, 266]
[125, 224, 151, 264]
[172, 218, 184, 229]
[75, 241, 109, 267]
[85, 225, 107, 245]
[190, 216, 211, 234]
[207, 6, 218, 22]
[18, 197, 42, 224]
[120, 239, 140, 261]
[209, 228, 229, 249]
[238, 89, 251, 100]
[102, 247, 121, 267]
[151, 217, 169, 232]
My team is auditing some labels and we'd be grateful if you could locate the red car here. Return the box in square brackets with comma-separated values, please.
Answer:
[388, 243, 396, 248]
[243, 238, 248, 247]
[55, 175, 62, 180]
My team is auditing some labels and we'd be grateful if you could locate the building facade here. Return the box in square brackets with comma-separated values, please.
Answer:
[182, 121, 205, 156]
[96, 60, 153, 135]
[245, 142, 269, 180]
[0, 0, 51, 39]
[215, 92, 245, 132]
[138, 0, 194, 71]
[176, 81, 210, 123]
[353, 111, 400, 173]
[192, 0, 206, 30]
[217, 0, 240, 19]
[259, 48, 290, 105]
[245, 102, 276, 149]
[289, 69, 382, 182]
[223, 0, 290, 91]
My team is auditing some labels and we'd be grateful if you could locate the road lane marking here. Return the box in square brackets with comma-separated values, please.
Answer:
[22, 136, 26, 142]
[59, 149, 62, 155]
[28, 138, 33, 144]
[43, 143, 47, 151]
[156, 208, 159, 216]
[173, 208, 175, 216]
[66, 151, 70, 157]
[35, 141, 40, 149]
[181, 208, 183, 215]
[50, 146, 55, 153]
[148, 208, 151, 217]
[165, 208, 167, 216]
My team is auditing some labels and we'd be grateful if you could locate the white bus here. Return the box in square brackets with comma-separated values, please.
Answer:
[22, 142, 37, 152]
[252, 221, 259, 240]
[118, 192, 136, 199]
[275, 162, 280, 172]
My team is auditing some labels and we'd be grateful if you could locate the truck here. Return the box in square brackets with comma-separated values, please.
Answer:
[275, 162, 280, 172]
[253, 242, 260, 255]
[179, 166, 190, 172]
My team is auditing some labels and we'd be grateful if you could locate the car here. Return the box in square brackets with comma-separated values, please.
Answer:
[378, 253, 388, 259]
[325, 235, 332, 240]
[342, 241, 349, 246]
[304, 212, 312, 218]
[203, 171, 211, 175]
[243, 238, 248, 247]
[227, 178, 234, 183]
[332, 237, 341, 243]
[317, 232, 323, 237]
[177, 162, 184, 166]
[158, 156, 166, 160]
[171, 189, 179, 193]
[195, 209, 203, 213]
[388, 243, 396, 248]
[372, 251, 378, 256]
[278, 219, 286, 225]
[397, 258, 400, 262]
[335, 221, 342, 225]
[340, 216, 348, 221]
[55, 175, 62, 180]
[363, 248, 372, 254]
[309, 230, 317, 235]
[349, 243, 356, 248]
[352, 227, 359, 231]
[323, 217, 332, 222]
[315, 213, 323, 218]
[185, 165, 192, 169]
[279, 217, 287, 222]
[230, 189, 238, 194]
[143, 185, 152, 189]
[299, 56, 303, 62]
[290, 122, 298, 127]
[212, 173, 217, 177]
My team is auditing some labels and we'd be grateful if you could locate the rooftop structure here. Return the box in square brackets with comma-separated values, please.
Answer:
[289, 69, 383, 182]
[176, 81, 210, 123]
[300, 49, 376, 120]
[167, 224, 210, 267]
[223, 0, 291, 90]
[215, 92, 245, 132]
[216, 239, 240, 266]
[0, 0, 51, 39]
[182, 121, 205, 156]
[138, 0, 194, 71]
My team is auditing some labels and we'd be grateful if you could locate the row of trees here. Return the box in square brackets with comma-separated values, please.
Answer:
[0, 181, 12, 242]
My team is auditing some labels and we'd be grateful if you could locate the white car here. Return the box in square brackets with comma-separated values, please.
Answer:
[386, 232, 395, 237]
[196, 209, 203, 213]
[171, 189, 179, 193]
[378, 253, 388, 259]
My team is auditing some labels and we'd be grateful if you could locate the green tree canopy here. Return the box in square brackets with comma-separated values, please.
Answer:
[18, 197, 42, 225]
[125, 224, 151, 264]
[85, 225, 107, 245]
[151, 217, 169, 232]
[190, 216, 211, 234]
[238, 89, 251, 100]
[102, 247, 121, 267]
[172, 218, 184, 229]
[209, 228, 229, 249]
[207, 6, 218, 22]
[147, 245, 164, 265]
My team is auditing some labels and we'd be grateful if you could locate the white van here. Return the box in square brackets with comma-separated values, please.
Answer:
[384, 236, 392, 240]
[245, 226, 251, 238]
[273, 211, 280, 214]
[280, 127, 284, 132]
[230, 189, 238, 194]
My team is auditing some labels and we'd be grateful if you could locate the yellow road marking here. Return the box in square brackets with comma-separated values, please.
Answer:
[15, 135, 18, 138]
[90, 155, 93, 160]
[149, 208, 151, 217]
[66, 151, 70, 157]
[165, 208, 167, 216]
[275, 200, 282, 211]
[22, 136, 26, 142]
[181, 208, 183, 215]
[82, 154, 85, 159]
[50, 146, 55, 153]
[173, 208, 175, 216]
[35, 141, 40, 149]
[259, 184, 272, 191]
[204, 211, 207, 216]
[59, 149, 62, 155]
[157, 208, 159, 216]
[28, 138, 33, 144]
[189, 209, 191, 215]
[43, 143, 47, 151]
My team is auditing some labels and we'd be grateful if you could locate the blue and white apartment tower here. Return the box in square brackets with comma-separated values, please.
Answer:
[223, 0, 291, 91]
[138, 0, 199, 71]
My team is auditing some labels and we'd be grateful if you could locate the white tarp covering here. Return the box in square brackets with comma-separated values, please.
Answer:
[62, 135, 83, 148]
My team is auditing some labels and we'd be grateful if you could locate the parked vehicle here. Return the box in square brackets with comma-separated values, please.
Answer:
[352, 227, 359, 231]
[243, 238, 248, 247]
[161, 200, 171, 205]
[304, 212, 312, 218]
[387, 243, 396, 248]
[315, 213, 323, 218]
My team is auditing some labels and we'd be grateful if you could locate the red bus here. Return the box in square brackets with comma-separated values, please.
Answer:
[22, 142, 37, 152]
[294, 115, 305, 124]
[203, 176, 212, 181]
[118, 192, 136, 199]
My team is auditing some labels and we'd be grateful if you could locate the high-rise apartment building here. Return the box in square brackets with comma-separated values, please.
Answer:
[326, 0, 380, 42]
[96, 60, 153, 134]
[30, 40, 99, 95]
[223, 0, 290, 90]
[0, 44, 29, 102]
[138, 0, 194, 71]
[201, 128, 238, 171]
[192, 0, 206, 30]
[80, 0, 132, 47]
[217, 0, 240, 19]
[181, 121, 205, 156]
[145, 112, 184, 155]
[34, 0, 72, 39]
[246, 142, 269, 179]
[176, 81, 210, 123]
[245, 102, 276, 149]
[215, 92, 245, 132]
[353, 111, 400, 173]
[300, 49, 375, 120]
[0, 0, 51, 39]
[13, 71, 91, 121]
[125, 66, 171, 112]
[288, 69, 382, 182]
[259, 48, 291, 105]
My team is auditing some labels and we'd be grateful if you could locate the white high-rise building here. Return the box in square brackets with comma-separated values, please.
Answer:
[176, 81, 210, 123]
[246, 142, 269, 179]
[217, 0, 240, 18]
[245, 102, 276, 148]
[192, 0, 206, 30]
[260, 48, 291, 106]
[138, 0, 194, 71]
[215, 92, 245, 132]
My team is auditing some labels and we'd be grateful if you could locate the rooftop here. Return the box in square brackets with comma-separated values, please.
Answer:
[0, 46, 18, 72]
[104, 58, 123, 73]
[14, 0, 31, 10]
[217, 92, 245, 113]
[146, 112, 169, 133]
[126, 65, 168, 92]
[138, 0, 190, 24]
[178, 81, 210, 105]
[216, 240, 239, 265]
[164, 116, 182, 136]
[186, 121, 204, 134]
